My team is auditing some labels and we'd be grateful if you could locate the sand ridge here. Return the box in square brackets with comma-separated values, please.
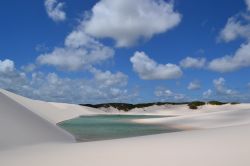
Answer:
[0, 91, 74, 150]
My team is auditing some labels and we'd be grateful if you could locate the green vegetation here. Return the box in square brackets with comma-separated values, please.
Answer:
[81, 100, 240, 111]
[208, 101, 227, 105]
[188, 101, 206, 110]
[230, 102, 240, 105]
[81, 102, 189, 112]
[207, 101, 240, 105]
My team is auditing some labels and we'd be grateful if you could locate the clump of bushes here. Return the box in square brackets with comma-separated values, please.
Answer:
[97, 103, 135, 112]
[188, 104, 198, 109]
[208, 101, 227, 105]
[82, 100, 238, 112]
[230, 102, 239, 105]
[188, 101, 206, 110]
[81, 102, 190, 112]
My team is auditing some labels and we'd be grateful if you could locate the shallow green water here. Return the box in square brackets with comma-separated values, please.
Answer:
[58, 115, 179, 142]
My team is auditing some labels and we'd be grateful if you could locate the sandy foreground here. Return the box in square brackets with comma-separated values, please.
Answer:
[0, 89, 250, 166]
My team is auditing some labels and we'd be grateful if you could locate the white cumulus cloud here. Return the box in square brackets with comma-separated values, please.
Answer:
[187, 81, 201, 90]
[203, 89, 212, 98]
[208, 42, 250, 72]
[37, 28, 114, 71]
[213, 77, 236, 96]
[218, 16, 250, 43]
[37, 45, 113, 71]
[84, 0, 181, 47]
[154, 87, 186, 101]
[210, 2, 250, 73]
[0, 59, 134, 103]
[21, 63, 36, 73]
[180, 57, 206, 69]
[0, 59, 15, 73]
[44, 0, 66, 22]
[90, 68, 128, 88]
[130, 51, 182, 80]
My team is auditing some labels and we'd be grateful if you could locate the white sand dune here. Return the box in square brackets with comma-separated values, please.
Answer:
[101, 102, 250, 129]
[0, 91, 74, 150]
[1, 124, 250, 166]
[0, 89, 104, 124]
[0, 89, 250, 166]
[132, 106, 250, 129]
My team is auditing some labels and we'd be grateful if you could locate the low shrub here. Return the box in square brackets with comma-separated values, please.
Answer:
[230, 102, 239, 105]
[208, 101, 227, 105]
[189, 105, 198, 109]
[188, 101, 206, 110]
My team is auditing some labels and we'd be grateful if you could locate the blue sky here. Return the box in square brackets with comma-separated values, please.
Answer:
[0, 0, 250, 103]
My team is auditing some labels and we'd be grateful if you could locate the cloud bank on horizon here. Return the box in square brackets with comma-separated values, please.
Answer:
[0, 0, 250, 103]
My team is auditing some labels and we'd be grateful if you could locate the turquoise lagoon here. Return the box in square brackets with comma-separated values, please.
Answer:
[58, 115, 179, 142]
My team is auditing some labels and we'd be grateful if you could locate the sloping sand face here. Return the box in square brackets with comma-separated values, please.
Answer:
[0, 89, 104, 124]
[0, 92, 75, 150]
